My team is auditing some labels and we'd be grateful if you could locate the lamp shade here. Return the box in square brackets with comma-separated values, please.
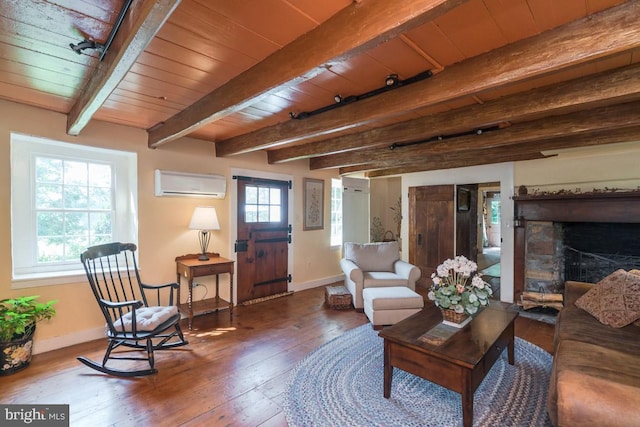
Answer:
[189, 206, 220, 230]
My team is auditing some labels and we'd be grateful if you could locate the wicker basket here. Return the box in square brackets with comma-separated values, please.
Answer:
[440, 309, 469, 324]
[325, 285, 352, 310]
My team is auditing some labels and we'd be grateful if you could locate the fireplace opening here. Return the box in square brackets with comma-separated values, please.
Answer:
[524, 221, 640, 295]
[562, 222, 640, 283]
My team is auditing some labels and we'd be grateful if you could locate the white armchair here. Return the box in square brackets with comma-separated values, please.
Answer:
[340, 241, 421, 309]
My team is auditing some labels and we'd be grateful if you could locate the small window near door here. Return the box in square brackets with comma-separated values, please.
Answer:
[330, 178, 342, 246]
[245, 185, 281, 223]
[490, 199, 501, 225]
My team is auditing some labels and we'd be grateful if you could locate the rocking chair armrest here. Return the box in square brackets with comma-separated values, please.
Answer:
[141, 282, 180, 290]
[141, 282, 180, 306]
[100, 299, 144, 310]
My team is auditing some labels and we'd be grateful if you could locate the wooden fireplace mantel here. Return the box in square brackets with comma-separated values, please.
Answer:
[513, 191, 640, 223]
[512, 191, 640, 301]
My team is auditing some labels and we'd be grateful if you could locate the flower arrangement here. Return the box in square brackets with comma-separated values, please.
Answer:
[428, 256, 493, 316]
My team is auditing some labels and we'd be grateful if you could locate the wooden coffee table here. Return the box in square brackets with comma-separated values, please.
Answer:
[378, 301, 518, 427]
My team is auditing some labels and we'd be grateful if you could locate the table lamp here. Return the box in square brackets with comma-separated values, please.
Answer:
[189, 206, 220, 261]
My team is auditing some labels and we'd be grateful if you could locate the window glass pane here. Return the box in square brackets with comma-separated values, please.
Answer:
[245, 204, 257, 223]
[37, 212, 63, 237]
[89, 163, 111, 187]
[270, 206, 281, 222]
[36, 183, 63, 209]
[330, 179, 343, 246]
[37, 237, 64, 263]
[89, 186, 111, 210]
[90, 212, 112, 235]
[258, 186, 270, 204]
[64, 212, 89, 237]
[246, 186, 258, 204]
[64, 161, 87, 186]
[36, 157, 62, 184]
[270, 188, 281, 205]
[258, 205, 269, 222]
[90, 235, 112, 246]
[64, 185, 88, 209]
[491, 200, 501, 224]
[65, 236, 89, 261]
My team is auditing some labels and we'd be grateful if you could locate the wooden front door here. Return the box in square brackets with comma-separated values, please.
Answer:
[235, 177, 290, 304]
[409, 185, 455, 282]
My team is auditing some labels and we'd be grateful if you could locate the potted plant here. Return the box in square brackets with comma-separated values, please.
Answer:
[0, 296, 56, 375]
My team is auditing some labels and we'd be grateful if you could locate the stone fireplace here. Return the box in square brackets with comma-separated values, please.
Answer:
[513, 192, 640, 302]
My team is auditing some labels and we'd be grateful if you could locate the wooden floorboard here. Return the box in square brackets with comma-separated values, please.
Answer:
[0, 284, 555, 426]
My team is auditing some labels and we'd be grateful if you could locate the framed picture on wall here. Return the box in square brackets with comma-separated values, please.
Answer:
[457, 187, 470, 212]
[303, 178, 324, 230]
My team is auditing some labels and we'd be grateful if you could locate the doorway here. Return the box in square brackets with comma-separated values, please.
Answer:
[235, 176, 291, 304]
[408, 182, 501, 296]
[478, 185, 501, 297]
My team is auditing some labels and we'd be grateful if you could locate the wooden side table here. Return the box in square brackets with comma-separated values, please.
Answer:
[175, 253, 235, 329]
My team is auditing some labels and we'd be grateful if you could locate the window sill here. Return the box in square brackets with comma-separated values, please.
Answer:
[12, 270, 87, 289]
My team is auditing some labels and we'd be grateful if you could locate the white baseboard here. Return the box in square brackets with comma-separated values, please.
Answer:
[33, 326, 104, 355]
[292, 274, 345, 292]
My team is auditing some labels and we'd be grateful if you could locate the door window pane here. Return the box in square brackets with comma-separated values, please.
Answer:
[244, 184, 283, 223]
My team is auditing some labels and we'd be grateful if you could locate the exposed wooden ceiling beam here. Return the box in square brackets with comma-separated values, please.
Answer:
[360, 151, 551, 177]
[216, 1, 640, 157]
[66, 0, 181, 135]
[268, 63, 640, 163]
[146, 0, 467, 148]
[311, 100, 640, 169]
[344, 125, 640, 176]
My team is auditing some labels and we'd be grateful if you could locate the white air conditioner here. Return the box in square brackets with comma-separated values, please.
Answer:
[154, 169, 226, 199]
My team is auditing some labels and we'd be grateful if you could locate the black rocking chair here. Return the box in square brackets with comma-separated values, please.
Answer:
[78, 242, 188, 376]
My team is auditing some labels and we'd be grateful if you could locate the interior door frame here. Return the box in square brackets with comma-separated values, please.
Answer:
[229, 168, 294, 306]
[400, 163, 515, 303]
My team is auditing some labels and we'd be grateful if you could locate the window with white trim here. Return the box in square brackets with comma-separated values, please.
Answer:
[10, 133, 138, 286]
[330, 178, 343, 246]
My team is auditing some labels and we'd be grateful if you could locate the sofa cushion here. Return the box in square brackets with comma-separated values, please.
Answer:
[552, 340, 640, 427]
[363, 272, 408, 288]
[344, 241, 399, 272]
[554, 305, 640, 354]
[631, 269, 640, 327]
[575, 269, 640, 327]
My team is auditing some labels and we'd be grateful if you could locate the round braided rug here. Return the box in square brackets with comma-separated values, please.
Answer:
[284, 324, 553, 427]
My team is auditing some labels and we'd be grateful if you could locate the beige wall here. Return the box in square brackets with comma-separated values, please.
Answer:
[0, 99, 341, 353]
[515, 142, 640, 192]
[370, 177, 401, 241]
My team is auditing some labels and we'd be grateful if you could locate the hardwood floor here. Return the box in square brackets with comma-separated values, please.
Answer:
[0, 285, 555, 426]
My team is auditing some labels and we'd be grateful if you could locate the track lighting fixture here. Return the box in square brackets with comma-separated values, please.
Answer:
[69, 39, 105, 55]
[290, 69, 433, 120]
[387, 125, 503, 151]
[385, 74, 399, 87]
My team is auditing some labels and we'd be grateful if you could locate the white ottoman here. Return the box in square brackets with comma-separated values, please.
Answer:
[362, 287, 424, 329]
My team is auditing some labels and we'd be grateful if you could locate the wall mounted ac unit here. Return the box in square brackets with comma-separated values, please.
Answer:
[154, 169, 226, 199]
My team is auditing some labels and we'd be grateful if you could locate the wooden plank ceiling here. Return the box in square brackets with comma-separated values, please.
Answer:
[1, 0, 639, 176]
